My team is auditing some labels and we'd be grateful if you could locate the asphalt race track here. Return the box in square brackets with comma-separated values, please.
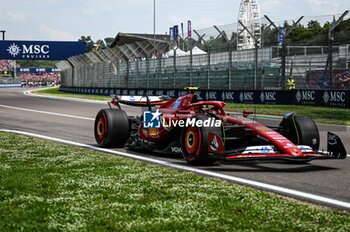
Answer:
[1, 88, 350, 211]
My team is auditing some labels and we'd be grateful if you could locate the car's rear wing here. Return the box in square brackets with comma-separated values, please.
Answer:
[109, 95, 171, 109]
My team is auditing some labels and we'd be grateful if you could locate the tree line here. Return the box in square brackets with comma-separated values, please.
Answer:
[77, 18, 349, 54]
[191, 18, 350, 51]
[78, 36, 115, 53]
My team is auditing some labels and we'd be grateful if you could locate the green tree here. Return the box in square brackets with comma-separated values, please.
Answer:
[104, 37, 115, 47]
[323, 21, 331, 30]
[284, 18, 350, 46]
[95, 39, 106, 50]
[78, 36, 95, 52]
[261, 24, 279, 47]
[283, 20, 291, 28]
[307, 20, 321, 30]
[333, 18, 350, 45]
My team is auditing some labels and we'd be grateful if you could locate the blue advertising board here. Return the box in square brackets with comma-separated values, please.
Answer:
[0, 40, 86, 60]
[292, 89, 350, 108]
[60, 87, 295, 106]
[16, 68, 61, 73]
[60, 87, 350, 108]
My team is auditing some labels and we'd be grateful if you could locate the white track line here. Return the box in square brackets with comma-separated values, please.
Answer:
[23, 89, 108, 104]
[0, 104, 94, 121]
[1, 128, 350, 210]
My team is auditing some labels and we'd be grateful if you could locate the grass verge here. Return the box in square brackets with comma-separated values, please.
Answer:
[32, 87, 350, 125]
[32, 87, 110, 101]
[224, 103, 350, 126]
[1, 131, 350, 231]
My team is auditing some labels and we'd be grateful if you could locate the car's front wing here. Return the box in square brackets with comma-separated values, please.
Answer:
[209, 132, 347, 162]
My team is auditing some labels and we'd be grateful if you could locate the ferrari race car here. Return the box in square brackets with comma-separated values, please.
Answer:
[94, 88, 347, 165]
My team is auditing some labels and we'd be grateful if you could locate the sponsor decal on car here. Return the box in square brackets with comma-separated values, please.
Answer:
[171, 147, 182, 153]
[172, 97, 182, 110]
[208, 133, 224, 154]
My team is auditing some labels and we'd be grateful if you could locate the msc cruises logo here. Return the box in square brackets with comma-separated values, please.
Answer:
[7, 43, 21, 58]
[6, 42, 50, 58]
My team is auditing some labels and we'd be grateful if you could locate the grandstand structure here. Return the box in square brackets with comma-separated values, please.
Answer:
[61, 33, 172, 65]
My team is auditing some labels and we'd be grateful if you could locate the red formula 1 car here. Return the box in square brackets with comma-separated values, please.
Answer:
[94, 88, 347, 165]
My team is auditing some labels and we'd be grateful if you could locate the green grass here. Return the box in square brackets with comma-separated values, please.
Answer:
[32, 87, 350, 125]
[225, 103, 350, 126]
[0, 131, 350, 231]
[32, 87, 110, 101]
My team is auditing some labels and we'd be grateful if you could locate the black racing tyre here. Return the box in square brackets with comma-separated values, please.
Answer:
[180, 115, 221, 165]
[94, 108, 130, 148]
[280, 114, 320, 150]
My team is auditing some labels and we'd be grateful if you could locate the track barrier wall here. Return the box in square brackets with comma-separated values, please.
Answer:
[60, 87, 350, 108]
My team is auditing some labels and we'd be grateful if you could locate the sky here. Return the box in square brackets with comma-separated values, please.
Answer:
[0, 0, 349, 42]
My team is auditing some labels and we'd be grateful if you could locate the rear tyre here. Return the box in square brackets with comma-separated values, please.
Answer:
[94, 109, 130, 148]
[280, 114, 320, 150]
[180, 115, 220, 165]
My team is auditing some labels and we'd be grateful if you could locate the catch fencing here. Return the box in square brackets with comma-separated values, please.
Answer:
[58, 45, 350, 90]
[57, 14, 350, 90]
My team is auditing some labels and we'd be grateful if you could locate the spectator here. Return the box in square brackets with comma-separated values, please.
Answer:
[334, 73, 344, 88]
[0, 60, 15, 72]
[18, 72, 61, 87]
[337, 71, 350, 89]
[161, 53, 168, 59]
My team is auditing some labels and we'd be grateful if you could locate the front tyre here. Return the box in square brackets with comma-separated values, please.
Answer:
[94, 109, 129, 148]
[180, 115, 219, 165]
[280, 114, 320, 150]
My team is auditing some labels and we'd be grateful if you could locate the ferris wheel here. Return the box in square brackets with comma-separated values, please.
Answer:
[237, 0, 261, 50]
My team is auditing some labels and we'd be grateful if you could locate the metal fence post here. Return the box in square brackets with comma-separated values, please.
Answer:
[190, 49, 193, 86]
[255, 43, 258, 89]
[347, 45, 350, 70]
[146, 58, 149, 88]
[228, 45, 232, 89]
[158, 57, 162, 88]
[281, 40, 286, 89]
[328, 10, 349, 88]
[126, 60, 130, 88]
[207, 48, 211, 89]
[264, 15, 304, 90]
[173, 51, 177, 87]
[136, 59, 140, 88]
